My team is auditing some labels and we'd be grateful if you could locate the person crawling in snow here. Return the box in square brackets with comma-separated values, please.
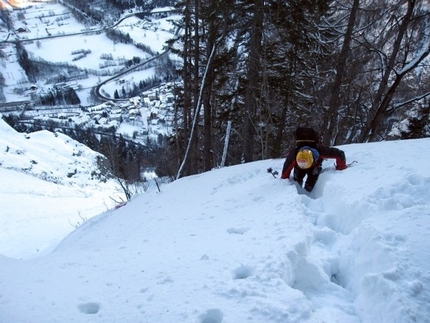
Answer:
[280, 127, 347, 192]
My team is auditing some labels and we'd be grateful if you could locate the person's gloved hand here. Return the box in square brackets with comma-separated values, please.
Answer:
[335, 161, 347, 170]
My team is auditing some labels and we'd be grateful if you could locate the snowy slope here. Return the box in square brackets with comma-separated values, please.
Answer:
[1, 132, 430, 322]
[0, 117, 125, 258]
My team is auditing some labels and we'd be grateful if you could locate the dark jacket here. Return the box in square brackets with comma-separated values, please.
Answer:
[280, 144, 347, 179]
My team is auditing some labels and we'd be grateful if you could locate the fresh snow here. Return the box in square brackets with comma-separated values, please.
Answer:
[0, 117, 125, 259]
[1, 117, 430, 322]
[2, 2, 429, 321]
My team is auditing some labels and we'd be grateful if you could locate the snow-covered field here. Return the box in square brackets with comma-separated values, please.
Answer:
[0, 1, 178, 104]
[1, 115, 429, 322]
[1, 1, 178, 144]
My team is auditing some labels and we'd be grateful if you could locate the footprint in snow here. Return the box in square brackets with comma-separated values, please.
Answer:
[77, 302, 100, 314]
[233, 264, 254, 280]
[227, 227, 250, 235]
[199, 308, 224, 323]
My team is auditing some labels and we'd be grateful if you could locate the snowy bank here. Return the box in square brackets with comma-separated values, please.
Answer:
[1, 136, 430, 322]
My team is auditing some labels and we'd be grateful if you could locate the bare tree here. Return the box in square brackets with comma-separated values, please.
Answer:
[360, 0, 430, 141]
[242, 0, 264, 163]
[324, 0, 360, 144]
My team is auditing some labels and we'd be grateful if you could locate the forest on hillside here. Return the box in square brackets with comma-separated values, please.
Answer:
[3, 0, 430, 180]
[165, 0, 430, 178]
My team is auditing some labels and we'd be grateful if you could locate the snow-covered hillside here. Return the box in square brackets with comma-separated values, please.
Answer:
[1, 127, 429, 322]
[0, 116, 125, 259]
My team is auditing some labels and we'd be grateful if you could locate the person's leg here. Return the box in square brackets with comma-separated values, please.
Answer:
[304, 165, 322, 192]
[293, 167, 306, 186]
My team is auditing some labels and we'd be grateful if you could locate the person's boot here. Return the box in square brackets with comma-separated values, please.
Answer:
[293, 172, 303, 186]
[304, 166, 321, 191]
[304, 182, 314, 192]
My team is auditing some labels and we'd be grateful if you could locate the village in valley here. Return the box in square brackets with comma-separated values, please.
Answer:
[0, 0, 181, 146]
[25, 83, 177, 144]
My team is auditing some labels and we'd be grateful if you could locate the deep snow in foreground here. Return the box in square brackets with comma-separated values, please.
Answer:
[1, 127, 430, 322]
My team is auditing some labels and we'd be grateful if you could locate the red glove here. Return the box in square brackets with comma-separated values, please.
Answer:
[335, 161, 347, 170]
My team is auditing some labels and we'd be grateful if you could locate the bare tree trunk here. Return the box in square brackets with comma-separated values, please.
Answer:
[324, 0, 360, 145]
[242, 0, 263, 163]
[203, 0, 217, 172]
[360, 0, 418, 142]
[368, 44, 430, 141]
[220, 120, 232, 167]
[190, 0, 200, 173]
[176, 45, 217, 179]
[181, 0, 192, 174]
